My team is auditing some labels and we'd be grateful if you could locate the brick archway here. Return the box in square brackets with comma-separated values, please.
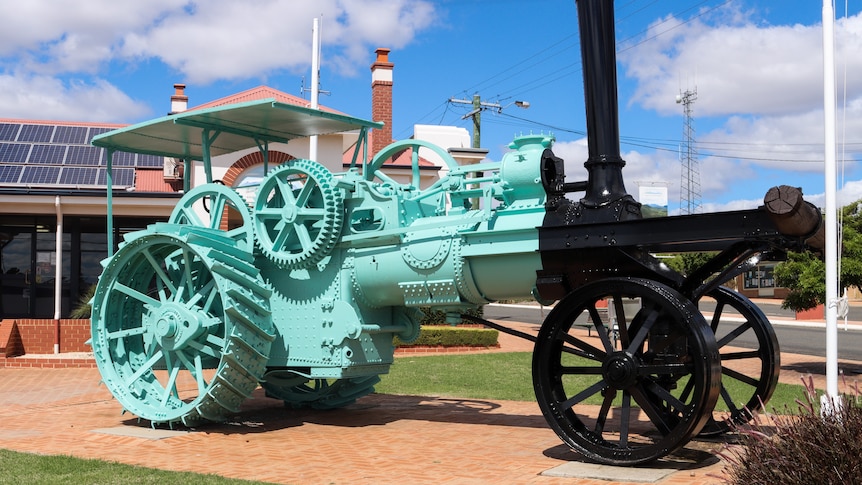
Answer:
[222, 150, 295, 187]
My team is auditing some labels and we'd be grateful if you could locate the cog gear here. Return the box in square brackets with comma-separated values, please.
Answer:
[252, 159, 343, 269]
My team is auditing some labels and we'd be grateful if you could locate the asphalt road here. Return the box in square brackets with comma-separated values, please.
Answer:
[483, 300, 862, 362]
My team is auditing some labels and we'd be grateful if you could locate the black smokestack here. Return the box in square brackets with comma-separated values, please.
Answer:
[575, 0, 637, 218]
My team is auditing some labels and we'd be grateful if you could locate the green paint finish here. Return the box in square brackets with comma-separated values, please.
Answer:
[93, 99, 555, 424]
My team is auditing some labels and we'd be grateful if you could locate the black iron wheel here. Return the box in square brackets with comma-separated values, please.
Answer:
[532, 277, 720, 465]
[697, 286, 779, 436]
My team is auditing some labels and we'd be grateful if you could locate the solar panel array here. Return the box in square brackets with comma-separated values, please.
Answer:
[0, 121, 162, 187]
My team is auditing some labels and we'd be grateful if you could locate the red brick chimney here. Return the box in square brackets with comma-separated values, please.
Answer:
[170, 83, 188, 114]
[370, 48, 394, 155]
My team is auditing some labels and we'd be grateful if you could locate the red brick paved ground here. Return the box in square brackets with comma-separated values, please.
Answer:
[0, 320, 859, 484]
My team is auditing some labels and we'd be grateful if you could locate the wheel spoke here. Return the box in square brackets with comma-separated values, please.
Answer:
[107, 326, 147, 340]
[710, 301, 726, 333]
[723, 366, 760, 387]
[613, 297, 631, 349]
[561, 365, 604, 375]
[619, 391, 631, 447]
[275, 176, 297, 206]
[126, 349, 163, 388]
[629, 384, 673, 435]
[112, 282, 160, 308]
[294, 177, 317, 206]
[161, 356, 180, 405]
[588, 305, 614, 353]
[643, 379, 687, 414]
[560, 332, 606, 361]
[209, 194, 228, 229]
[626, 308, 657, 354]
[272, 221, 293, 250]
[560, 379, 607, 409]
[722, 350, 762, 360]
[594, 390, 615, 434]
[143, 249, 177, 295]
[716, 321, 753, 348]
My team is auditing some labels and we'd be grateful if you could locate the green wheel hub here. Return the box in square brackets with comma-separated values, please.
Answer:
[90, 225, 274, 426]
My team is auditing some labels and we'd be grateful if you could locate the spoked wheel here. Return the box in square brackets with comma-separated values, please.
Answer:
[91, 226, 275, 426]
[253, 159, 343, 269]
[533, 277, 721, 465]
[697, 286, 779, 436]
[168, 183, 255, 252]
[261, 372, 380, 409]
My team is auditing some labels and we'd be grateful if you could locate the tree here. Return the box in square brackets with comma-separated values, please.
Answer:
[774, 200, 862, 312]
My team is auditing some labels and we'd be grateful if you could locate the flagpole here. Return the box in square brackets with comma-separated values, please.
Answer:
[822, 0, 839, 409]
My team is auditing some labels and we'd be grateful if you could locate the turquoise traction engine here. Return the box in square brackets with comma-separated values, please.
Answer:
[90, 0, 824, 466]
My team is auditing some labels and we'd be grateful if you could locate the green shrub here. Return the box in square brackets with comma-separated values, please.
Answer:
[418, 306, 483, 325]
[394, 325, 498, 348]
[719, 378, 862, 485]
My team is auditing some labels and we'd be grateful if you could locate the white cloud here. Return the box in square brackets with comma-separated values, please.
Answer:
[118, 0, 437, 84]
[0, 73, 150, 122]
[0, 0, 437, 119]
[620, 10, 862, 118]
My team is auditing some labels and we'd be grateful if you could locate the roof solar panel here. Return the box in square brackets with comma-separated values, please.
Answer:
[88, 127, 112, 142]
[19, 165, 61, 184]
[65, 145, 102, 165]
[0, 123, 20, 141]
[28, 144, 68, 164]
[0, 164, 23, 183]
[137, 153, 164, 168]
[18, 124, 54, 142]
[0, 143, 30, 162]
[52, 125, 89, 144]
[59, 166, 98, 185]
[107, 151, 136, 167]
[97, 167, 134, 186]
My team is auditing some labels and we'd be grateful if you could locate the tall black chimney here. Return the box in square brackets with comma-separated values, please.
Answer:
[574, 0, 640, 221]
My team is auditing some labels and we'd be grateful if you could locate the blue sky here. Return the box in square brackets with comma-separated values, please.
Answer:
[1, 0, 860, 213]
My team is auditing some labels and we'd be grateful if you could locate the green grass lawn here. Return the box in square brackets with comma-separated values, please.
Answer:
[377, 351, 809, 414]
[0, 449, 272, 485]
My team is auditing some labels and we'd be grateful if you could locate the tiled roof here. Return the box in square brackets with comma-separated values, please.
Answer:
[191, 86, 345, 114]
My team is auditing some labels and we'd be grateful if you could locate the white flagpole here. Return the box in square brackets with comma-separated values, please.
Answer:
[822, 0, 840, 409]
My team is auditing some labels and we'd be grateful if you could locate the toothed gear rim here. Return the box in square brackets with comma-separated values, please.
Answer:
[91, 225, 274, 427]
[168, 183, 255, 252]
[253, 159, 343, 269]
[260, 374, 380, 409]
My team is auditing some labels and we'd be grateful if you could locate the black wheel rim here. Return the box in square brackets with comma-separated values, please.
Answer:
[532, 277, 720, 465]
[698, 286, 779, 435]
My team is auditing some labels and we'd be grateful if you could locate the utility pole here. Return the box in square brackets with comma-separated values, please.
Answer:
[449, 95, 530, 148]
[676, 88, 701, 215]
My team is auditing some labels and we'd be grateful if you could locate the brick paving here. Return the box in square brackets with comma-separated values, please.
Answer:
[0, 320, 860, 484]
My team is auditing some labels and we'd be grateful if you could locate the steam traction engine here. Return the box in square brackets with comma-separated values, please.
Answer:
[90, 0, 822, 466]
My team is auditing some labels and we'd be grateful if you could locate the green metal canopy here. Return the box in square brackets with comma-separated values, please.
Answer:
[91, 98, 383, 160]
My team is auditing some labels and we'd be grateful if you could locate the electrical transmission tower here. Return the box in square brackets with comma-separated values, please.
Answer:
[676, 88, 702, 214]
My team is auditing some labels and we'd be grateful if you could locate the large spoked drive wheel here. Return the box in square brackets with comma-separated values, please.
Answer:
[253, 160, 342, 269]
[697, 286, 779, 436]
[533, 277, 721, 465]
[365, 139, 460, 192]
[168, 183, 255, 252]
[261, 372, 380, 409]
[91, 227, 274, 426]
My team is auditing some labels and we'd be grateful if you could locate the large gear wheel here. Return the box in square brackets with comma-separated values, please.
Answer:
[90, 224, 275, 426]
[253, 160, 343, 269]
